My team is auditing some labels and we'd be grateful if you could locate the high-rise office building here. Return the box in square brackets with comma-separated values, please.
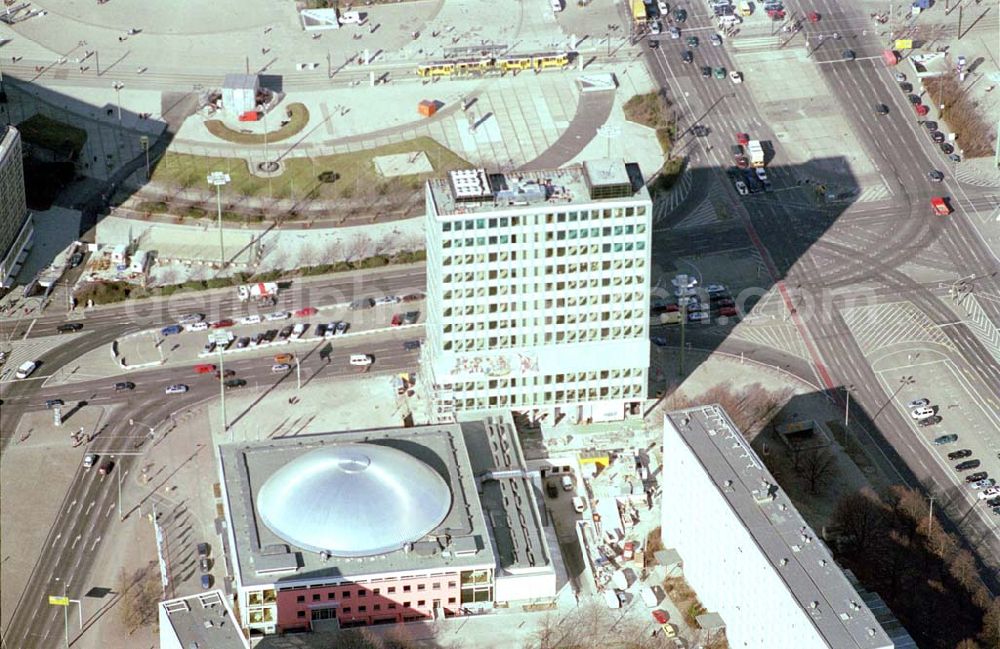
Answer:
[420, 160, 652, 423]
[0, 125, 32, 288]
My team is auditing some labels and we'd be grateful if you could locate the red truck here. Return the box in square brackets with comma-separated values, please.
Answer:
[931, 197, 951, 216]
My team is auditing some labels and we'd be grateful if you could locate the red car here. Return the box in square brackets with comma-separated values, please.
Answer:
[718, 306, 738, 317]
[194, 364, 217, 374]
[294, 307, 318, 317]
[652, 610, 669, 625]
[735, 156, 750, 169]
[736, 132, 750, 146]
[807, 10, 820, 22]
[931, 196, 951, 216]
[211, 319, 234, 329]
[914, 104, 929, 116]
[390, 313, 403, 327]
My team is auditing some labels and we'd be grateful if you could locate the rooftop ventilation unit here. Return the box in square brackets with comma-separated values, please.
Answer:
[448, 169, 493, 202]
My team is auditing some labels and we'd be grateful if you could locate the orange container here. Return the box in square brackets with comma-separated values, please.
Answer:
[418, 100, 437, 117]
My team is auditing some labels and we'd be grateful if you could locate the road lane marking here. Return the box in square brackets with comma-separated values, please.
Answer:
[50, 533, 62, 548]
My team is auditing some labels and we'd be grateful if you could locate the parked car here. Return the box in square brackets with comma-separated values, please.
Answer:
[391, 313, 404, 327]
[324, 322, 339, 339]
[178, 313, 204, 325]
[239, 315, 262, 325]
[729, 70, 743, 83]
[401, 293, 424, 303]
[918, 415, 942, 427]
[336, 321, 349, 335]
[262, 329, 278, 342]
[160, 324, 183, 336]
[931, 131, 946, 143]
[44, 398, 64, 409]
[965, 471, 988, 483]
[735, 180, 749, 195]
[910, 406, 936, 420]
[711, 33, 723, 46]
[404, 311, 419, 325]
[673, 7, 687, 21]
[932, 434, 958, 445]
[294, 307, 318, 317]
[669, 25, 681, 39]
[948, 449, 972, 460]
[56, 323, 84, 333]
[199, 557, 211, 573]
[713, 66, 727, 79]
[403, 340, 422, 351]
[236, 336, 250, 349]
[955, 459, 981, 472]
[978, 486, 1000, 500]
[906, 398, 930, 408]
[186, 322, 209, 332]
[686, 35, 699, 47]
[972, 479, 996, 490]
[718, 306, 738, 317]
[266, 311, 291, 321]
[272, 363, 291, 373]
[681, 49, 693, 63]
[69, 251, 84, 268]
[688, 311, 709, 322]
[210, 319, 234, 329]
[201, 574, 213, 589]
[374, 296, 400, 306]
[278, 324, 294, 340]
[701, 65, 712, 77]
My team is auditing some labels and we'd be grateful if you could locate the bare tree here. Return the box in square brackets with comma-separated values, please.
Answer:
[298, 242, 319, 268]
[116, 566, 160, 634]
[346, 233, 374, 262]
[831, 489, 886, 557]
[797, 447, 838, 494]
[322, 238, 344, 264]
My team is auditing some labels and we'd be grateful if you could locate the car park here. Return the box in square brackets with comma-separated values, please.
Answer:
[927, 170, 944, 182]
[933, 434, 958, 445]
[83, 454, 97, 469]
[965, 471, 988, 483]
[948, 449, 972, 460]
[403, 340, 422, 351]
[910, 406, 935, 420]
[955, 459, 981, 472]
[114, 381, 135, 391]
[165, 384, 189, 395]
[15, 360, 37, 379]
[98, 460, 114, 476]
[160, 324, 183, 336]
[56, 323, 84, 333]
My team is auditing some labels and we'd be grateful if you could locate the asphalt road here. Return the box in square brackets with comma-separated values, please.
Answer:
[0, 328, 420, 649]
[643, 0, 1000, 574]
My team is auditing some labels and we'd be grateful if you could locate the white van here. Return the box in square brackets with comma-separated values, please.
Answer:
[572, 496, 586, 513]
[640, 586, 659, 608]
[719, 14, 742, 26]
[560, 474, 574, 491]
[349, 354, 373, 366]
[15, 360, 37, 379]
[551, 0, 563, 12]
[603, 589, 621, 609]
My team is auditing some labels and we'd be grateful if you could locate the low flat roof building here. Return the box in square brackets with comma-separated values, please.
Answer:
[159, 590, 248, 649]
[217, 415, 554, 636]
[661, 406, 894, 649]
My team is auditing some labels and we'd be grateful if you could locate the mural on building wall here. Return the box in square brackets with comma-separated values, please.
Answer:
[450, 353, 539, 378]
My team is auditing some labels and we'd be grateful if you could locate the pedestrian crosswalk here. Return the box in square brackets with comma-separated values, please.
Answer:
[653, 168, 693, 225]
[853, 183, 893, 203]
[0, 332, 83, 383]
[953, 165, 1000, 188]
[673, 198, 720, 229]
[730, 35, 782, 52]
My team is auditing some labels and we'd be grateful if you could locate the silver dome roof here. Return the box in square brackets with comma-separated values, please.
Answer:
[256, 443, 451, 557]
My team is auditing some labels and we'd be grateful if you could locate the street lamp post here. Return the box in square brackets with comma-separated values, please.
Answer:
[295, 354, 302, 392]
[112, 81, 124, 123]
[672, 274, 698, 376]
[217, 341, 228, 440]
[207, 172, 230, 268]
[844, 384, 855, 428]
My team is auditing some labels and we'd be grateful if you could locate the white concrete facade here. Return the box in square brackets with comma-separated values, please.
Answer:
[661, 407, 894, 649]
[422, 161, 652, 422]
[0, 126, 32, 287]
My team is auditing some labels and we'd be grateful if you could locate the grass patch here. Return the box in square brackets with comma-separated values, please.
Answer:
[74, 249, 427, 305]
[149, 137, 470, 202]
[204, 103, 310, 145]
[137, 201, 170, 214]
[16, 114, 87, 159]
[923, 76, 995, 158]
[623, 92, 684, 191]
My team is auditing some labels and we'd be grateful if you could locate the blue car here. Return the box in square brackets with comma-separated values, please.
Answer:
[160, 324, 183, 336]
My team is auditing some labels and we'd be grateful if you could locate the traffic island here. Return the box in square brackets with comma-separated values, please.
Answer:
[203, 103, 311, 145]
